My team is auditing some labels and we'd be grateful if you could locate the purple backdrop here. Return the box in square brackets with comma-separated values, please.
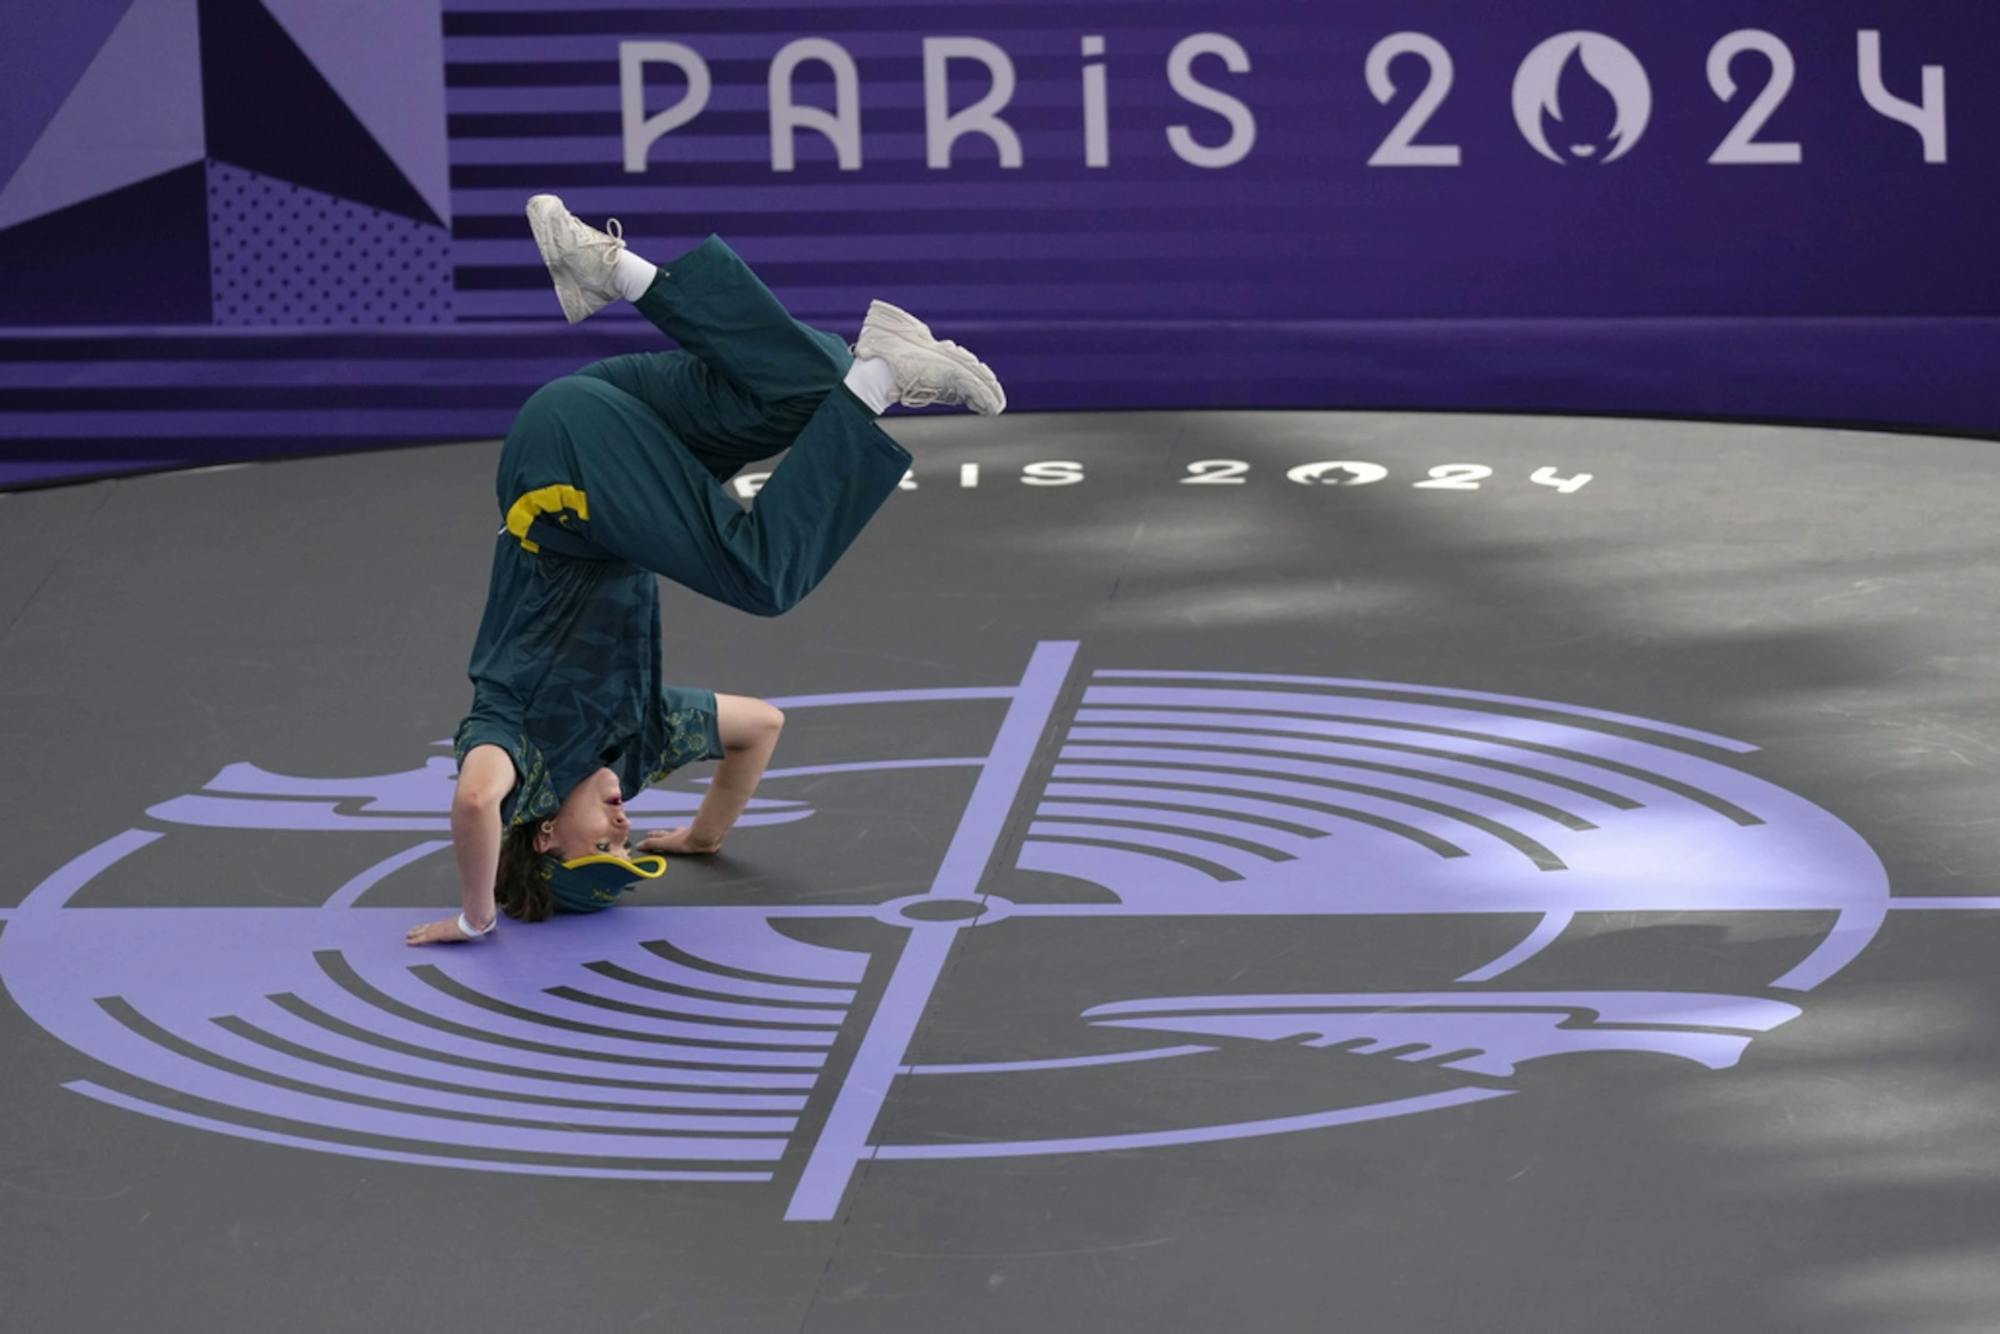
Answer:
[1, 1, 1995, 487]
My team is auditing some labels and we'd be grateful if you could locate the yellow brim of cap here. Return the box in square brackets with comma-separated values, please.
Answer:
[558, 852, 668, 880]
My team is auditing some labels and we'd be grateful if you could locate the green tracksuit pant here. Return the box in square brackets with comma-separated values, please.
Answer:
[496, 233, 911, 617]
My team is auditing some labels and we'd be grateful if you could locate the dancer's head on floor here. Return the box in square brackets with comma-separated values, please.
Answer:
[495, 766, 663, 920]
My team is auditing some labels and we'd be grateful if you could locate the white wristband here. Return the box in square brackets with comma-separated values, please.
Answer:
[457, 911, 495, 939]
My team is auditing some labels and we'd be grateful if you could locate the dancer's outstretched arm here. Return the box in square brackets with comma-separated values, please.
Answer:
[406, 745, 516, 945]
[639, 694, 784, 855]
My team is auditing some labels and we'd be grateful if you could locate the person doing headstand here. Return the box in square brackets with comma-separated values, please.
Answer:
[406, 196, 1003, 945]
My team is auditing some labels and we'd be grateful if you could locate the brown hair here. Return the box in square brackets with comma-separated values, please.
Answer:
[494, 821, 555, 922]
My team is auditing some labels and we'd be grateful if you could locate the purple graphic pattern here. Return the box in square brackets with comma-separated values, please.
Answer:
[1086, 992, 1800, 1079]
[1017, 675, 1887, 993]
[148, 747, 812, 831]
[0, 647, 1899, 1221]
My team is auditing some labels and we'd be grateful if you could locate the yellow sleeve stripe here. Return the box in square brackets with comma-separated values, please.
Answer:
[505, 484, 591, 554]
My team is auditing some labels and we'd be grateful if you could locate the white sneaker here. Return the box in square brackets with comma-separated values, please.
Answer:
[853, 300, 1006, 416]
[525, 193, 625, 324]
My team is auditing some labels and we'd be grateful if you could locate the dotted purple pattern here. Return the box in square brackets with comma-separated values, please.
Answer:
[205, 161, 451, 326]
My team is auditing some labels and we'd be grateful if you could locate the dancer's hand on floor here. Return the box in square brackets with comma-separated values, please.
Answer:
[406, 916, 480, 946]
[638, 827, 723, 856]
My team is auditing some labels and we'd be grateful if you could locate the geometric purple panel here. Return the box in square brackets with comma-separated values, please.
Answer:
[198, 0, 436, 225]
[260, 0, 449, 225]
[0, 1, 136, 197]
[206, 161, 450, 326]
[0, 162, 211, 327]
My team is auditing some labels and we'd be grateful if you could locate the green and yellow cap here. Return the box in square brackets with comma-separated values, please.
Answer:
[538, 851, 668, 913]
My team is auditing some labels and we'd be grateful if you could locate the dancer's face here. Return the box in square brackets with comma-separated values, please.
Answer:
[536, 767, 632, 861]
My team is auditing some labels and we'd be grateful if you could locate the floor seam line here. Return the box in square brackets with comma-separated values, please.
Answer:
[0, 481, 118, 649]
[1103, 418, 1184, 606]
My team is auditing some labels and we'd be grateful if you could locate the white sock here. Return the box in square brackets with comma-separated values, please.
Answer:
[842, 356, 898, 415]
[612, 251, 660, 303]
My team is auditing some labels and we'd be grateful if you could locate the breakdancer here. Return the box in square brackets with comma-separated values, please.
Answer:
[407, 196, 1003, 944]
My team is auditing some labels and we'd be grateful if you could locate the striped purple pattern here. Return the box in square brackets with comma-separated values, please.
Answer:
[3, 0, 1998, 486]
[441, 1, 1312, 328]
[4, 316, 1999, 490]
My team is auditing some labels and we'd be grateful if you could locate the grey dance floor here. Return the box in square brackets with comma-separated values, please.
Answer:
[3, 411, 1998, 1334]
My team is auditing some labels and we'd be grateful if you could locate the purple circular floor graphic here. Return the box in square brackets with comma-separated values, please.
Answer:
[0, 643, 1898, 1221]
